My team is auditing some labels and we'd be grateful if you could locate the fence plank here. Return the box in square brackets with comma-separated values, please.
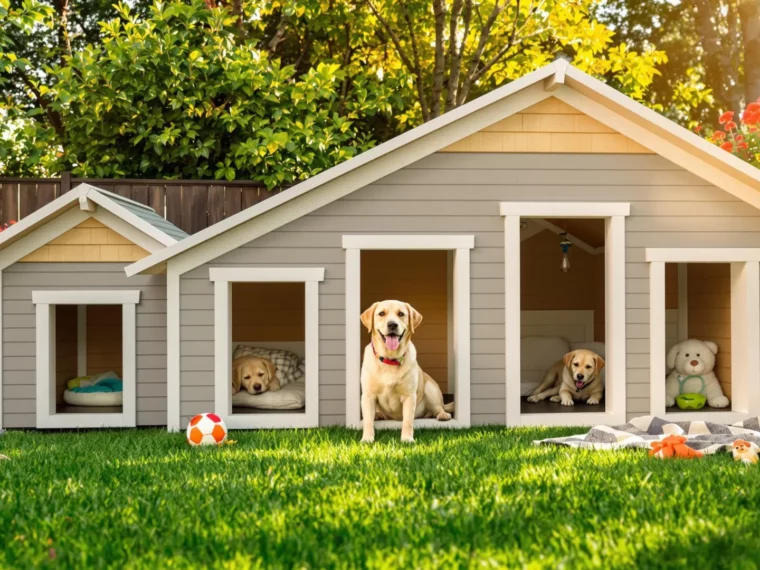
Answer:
[112, 184, 132, 200]
[36, 183, 57, 209]
[148, 185, 164, 215]
[3, 183, 17, 223]
[242, 186, 260, 210]
[165, 185, 183, 229]
[224, 186, 242, 218]
[207, 185, 225, 227]
[131, 184, 149, 206]
[19, 183, 37, 219]
[186, 185, 208, 234]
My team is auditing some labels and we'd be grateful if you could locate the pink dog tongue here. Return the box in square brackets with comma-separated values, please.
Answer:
[385, 335, 400, 351]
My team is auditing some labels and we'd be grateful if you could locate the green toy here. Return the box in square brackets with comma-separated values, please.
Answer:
[676, 393, 707, 410]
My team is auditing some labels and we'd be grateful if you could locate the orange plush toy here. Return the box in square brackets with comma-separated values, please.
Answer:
[649, 435, 704, 459]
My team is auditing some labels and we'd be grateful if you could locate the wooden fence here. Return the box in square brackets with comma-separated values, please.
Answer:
[0, 174, 284, 235]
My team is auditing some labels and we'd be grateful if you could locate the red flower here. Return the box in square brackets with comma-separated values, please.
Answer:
[736, 134, 745, 142]
[725, 121, 737, 130]
[720, 141, 733, 152]
[747, 102, 760, 113]
[712, 130, 726, 141]
[694, 125, 703, 133]
[738, 141, 749, 150]
[719, 111, 734, 124]
[744, 110, 759, 125]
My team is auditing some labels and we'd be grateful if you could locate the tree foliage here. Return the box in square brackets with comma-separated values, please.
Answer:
[1, 0, 677, 180]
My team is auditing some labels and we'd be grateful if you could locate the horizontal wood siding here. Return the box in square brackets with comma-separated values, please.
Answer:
[2, 263, 167, 427]
[178, 153, 760, 427]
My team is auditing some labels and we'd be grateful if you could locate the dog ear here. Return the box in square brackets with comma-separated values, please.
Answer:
[563, 351, 576, 369]
[405, 303, 423, 333]
[231, 359, 242, 394]
[666, 345, 679, 370]
[703, 340, 719, 355]
[360, 302, 377, 333]
[594, 354, 606, 373]
[264, 359, 280, 391]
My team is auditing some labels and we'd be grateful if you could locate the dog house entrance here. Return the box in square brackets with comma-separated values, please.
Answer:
[360, 250, 454, 419]
[519, 217, 607, 415]
[230, 281, 307, 417]
[54, 305, 124, 415]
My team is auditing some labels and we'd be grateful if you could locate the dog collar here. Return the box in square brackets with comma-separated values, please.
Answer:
[371, 342, 405, 366]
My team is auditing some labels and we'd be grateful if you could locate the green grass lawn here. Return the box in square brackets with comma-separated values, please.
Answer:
[1, 426, 759, 569]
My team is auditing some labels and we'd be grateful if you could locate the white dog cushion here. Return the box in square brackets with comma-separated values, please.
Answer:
[232, 381, 305, 410]
[232, 345, 302, 386]
[63, 389, 123, 407]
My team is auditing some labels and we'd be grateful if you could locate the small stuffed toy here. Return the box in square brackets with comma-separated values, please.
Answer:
[665, 339, 730, 408]
[732, 439, 759, 464]
[649, 435, 704, 459]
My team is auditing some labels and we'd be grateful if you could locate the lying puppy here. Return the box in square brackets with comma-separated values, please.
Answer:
[360, 300, 454, 443]
[232, 356, 280, 395]
[526, 349, 605, 406]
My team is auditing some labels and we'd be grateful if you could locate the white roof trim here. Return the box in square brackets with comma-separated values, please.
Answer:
[0, 183, 176, 263]
[127, 62, 760, 277]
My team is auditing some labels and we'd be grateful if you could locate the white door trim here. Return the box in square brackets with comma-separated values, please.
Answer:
[343, 235, 474, 429]
[502, 203, 630, 426]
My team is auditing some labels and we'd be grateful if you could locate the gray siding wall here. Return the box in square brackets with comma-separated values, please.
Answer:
[2, 263, 167, 428]
[179, 153, 760, 426]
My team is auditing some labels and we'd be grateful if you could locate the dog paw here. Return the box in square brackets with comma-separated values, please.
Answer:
[401, 436, 415, 443]
[666, 397, 676, 407]
[561, 399, 575, 407]
[436, 410, 452, 421]
[527, 395, 539, 403]
[708, 396, 730, 408]
[587, 397, 600, 405]
[360, 434, 375, 443]
[550, 395, 561, 403]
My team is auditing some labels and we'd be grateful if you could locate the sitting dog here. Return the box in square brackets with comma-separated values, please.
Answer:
[360, 300, 454, 443]
[232, 356, 280, 395]
[526, 349, 605, 406]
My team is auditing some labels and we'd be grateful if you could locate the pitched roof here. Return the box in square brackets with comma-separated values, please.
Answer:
[0, 183, 187, 255]
[126, 60, 760, 277]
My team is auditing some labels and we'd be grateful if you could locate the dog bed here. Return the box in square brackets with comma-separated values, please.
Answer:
[63, 389, 123, 407]
[232, 381, 305, 410]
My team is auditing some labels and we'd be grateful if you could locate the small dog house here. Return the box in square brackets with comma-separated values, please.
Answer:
[0, 184, 186, 429]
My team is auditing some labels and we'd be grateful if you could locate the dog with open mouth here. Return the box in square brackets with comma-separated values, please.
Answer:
[526, 348, 605, 406]
[359, 300, 454, 443]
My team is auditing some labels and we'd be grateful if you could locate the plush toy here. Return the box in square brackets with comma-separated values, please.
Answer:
[649, 435, 704, 459]
[665, 339, 730, 409]
[732, 439, 759, 464]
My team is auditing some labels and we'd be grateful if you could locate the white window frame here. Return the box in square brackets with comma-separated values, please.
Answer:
[343, 234, 474, 429]
[501, 202, 630, 426]
[646, 249, 760, 423]
[209, 267, 324, 429]
[32, 290, 139, 429]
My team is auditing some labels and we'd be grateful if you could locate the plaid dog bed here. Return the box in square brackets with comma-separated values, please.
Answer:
[232, 345, 304, 386]
[535, 415, 760, 455]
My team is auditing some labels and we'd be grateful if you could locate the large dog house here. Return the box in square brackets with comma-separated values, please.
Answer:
[0, 184, 185, 429]
[5, 61, 760, 432]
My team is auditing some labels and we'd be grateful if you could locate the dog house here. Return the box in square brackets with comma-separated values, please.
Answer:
[0, 184, 185, 429]
[114, 59, 760, 431]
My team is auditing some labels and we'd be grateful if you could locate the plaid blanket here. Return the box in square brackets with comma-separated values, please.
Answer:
[536, 415, 760, 454]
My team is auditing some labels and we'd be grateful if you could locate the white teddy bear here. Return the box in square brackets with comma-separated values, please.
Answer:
[665, 339, 730, 408]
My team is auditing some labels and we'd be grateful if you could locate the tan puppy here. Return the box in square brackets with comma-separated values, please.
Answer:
[526, 349, 605, 406]
[360, 300, 454, 443]
[232, 356, 280, 395]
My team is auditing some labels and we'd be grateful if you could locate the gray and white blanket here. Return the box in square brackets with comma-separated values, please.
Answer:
[535, 415, 760, 454]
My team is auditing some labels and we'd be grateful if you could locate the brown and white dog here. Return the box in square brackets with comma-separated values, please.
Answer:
[526, 349, 605, 406]
[360, 300, 454, 443]
[232, 356, 280, 395]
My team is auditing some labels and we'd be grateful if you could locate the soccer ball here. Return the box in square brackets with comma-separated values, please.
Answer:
[186, 413, 228, 446]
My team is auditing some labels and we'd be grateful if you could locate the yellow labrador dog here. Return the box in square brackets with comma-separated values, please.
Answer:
[232, 356, 280, 395]
[360, 300, 454, 443]
[526, 349, 605, 406]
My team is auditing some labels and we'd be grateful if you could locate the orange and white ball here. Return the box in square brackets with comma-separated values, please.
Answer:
[186, 413, 228, 446]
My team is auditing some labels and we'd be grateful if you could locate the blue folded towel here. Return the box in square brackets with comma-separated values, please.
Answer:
[70, 378, 123, 393]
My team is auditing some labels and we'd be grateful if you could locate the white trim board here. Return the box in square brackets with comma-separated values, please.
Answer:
[649, 256, 760, 423]
[343, 236, 472, 429]
[502, 203, 629, 427]
[32, 290, 140, 305]
[646, 248, 760, 263]
[212, 268, 321, 429]
[34, 296, 138, 429]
